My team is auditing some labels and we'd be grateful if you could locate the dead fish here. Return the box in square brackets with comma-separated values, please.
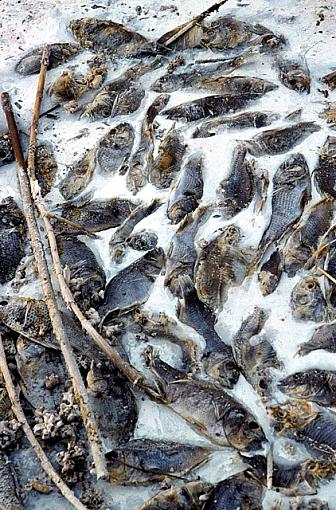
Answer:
[69, 18, 151, 57]
[0, 451, 23, 510]
[0, 197, 26, 284]
[163, 93, 268, 123]
[314, 136, 336, 199]
[127, 230, 158, 251]
[245, 454, 336, 496]
[57, 235, 106, 310]
[0, 133, 14, 167]
[244, 122, 320, 157]
[106, 439, 212, 485]
[87, 361, 137, 449]
[269, 400, 336, 457]
[291, 276, 327, 322]
[97, 123, 135, 175]
[0, 296, 57, 349]
[232, 307, 280, 397]
[15, 337, 66, 411]
[322, 70, 336, 90]
[297, 323, 336, 357]
[217, 144, 256, 218]
[258, 154, 311, 251]
[109, 199, 162, 263]
[59, 196, 137, 233]
[15, 42, 81, 75]
[35, 144, 58, 197]
[192, 111, 276, 138]
[278, 58, 311, 93]
[178, 275, 239, 388]
[195, 226, 254, 312]
[290, 500, 330, 510]
[203, 472, 263, 510]
[47, 69, 87, 104]
[149, 129, 186, 189]
[258, 249, 283, 296]
[59, 148, 96, 200]
[147, 350, 265, 450]
[98, 248, 165, 322]
[283, 198, 334, 277]
[167, 152, 203, 224]
[320, 102, 336, 127]
[81, 57, 163, 120]
[164, 205, 209, 296]
[127, 94, 170, 194]
[138, 480, 212, 510]
[279, 369, 336, 406]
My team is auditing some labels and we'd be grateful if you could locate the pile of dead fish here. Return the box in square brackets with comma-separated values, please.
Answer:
[1, 4, 336, 509]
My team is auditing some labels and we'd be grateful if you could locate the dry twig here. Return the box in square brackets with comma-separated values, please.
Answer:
[1, 53, 107, 480]
[0, 334, 88, 510]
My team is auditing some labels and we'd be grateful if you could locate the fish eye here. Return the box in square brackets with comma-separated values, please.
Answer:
[276, 410, 286, 418]
[0, 300, 8, 306]
[306, 281, 315, 290]
[258, 379, 268, 390]
[225, 361, 236, 371]
[248, 420, 260, 431]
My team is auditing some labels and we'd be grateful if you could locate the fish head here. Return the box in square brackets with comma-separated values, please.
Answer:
[223, 408, 266, 451]
[87, 361, 109, 396]
[267, 400, 316, 433]
[203, 351, 240, 389]
[303, 459, 336, 487]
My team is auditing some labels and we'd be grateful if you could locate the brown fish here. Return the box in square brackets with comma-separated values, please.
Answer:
[192, 111, 276, 138]
[0, 452, 23, 509]
[59, 148, 96, 200]
[290, 276, 327, 323]
[322, 70, 336, 90]
[258, 249, 283, 296]
[148, 128, 186, 189]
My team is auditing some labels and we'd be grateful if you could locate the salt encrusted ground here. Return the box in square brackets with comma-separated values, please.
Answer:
[0, 0, 336, 508]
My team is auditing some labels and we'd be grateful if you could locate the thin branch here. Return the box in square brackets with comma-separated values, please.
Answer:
[0, 334, 88, 510]
[1, 85, 107, 478]
[46, 211, 98, 238]
[318, 267, 336, 286]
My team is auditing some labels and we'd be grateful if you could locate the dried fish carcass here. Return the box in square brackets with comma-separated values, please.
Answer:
[291, 276, 327, 323]
[148, 128, 186, 189]
[297, 323, 336, 357]
[0, 132, 14, 167]
[97, 123, 135, 175]
[192, 111, 276, 138]
[314, 136, 336, 199]
[202, 472, 263, 510]
[59, 148, 96, 200]
[258, 249, 283, 296]
[322, 70, 336, 90]
[278, 369, 336, 406]
[15, 43, 81, 75]
[278, 57, 311, 93]
[259, 154, 311, 252]
[167, 152, 203, 224]
[0, 197, 26, 284]
[35, 144, 58, 197]
[138, 480, 212, 510]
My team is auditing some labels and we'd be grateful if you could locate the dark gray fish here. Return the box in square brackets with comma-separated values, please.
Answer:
[35, 144, 58, 197]
[59, 148, 96, 200]
[81, 57, 163, 120]
[314, 136, 336, 199]
[99, 248, 165, 322]
[167, 152, 203, 224]
[0, 197, 26, 284]
[148, 129, 186, 189]
[15, 337, 66, 411]
[127, 94, 170, 194]
[0, 133, 14, 167]
[283, 198, 334, 277]
[164, 206, 209, 296]
[269, 400, 336, 457]
[109, 199, 162, 263]
[195, 226, 254, 312]
[97, 123, 135, 175]
[203, 472, 263, 510]
[322, 70, 336, 90]
[258, 153, 311, 251]
[87, 361, 137, 449]
[245, 122, 320, 157]
[59, 196, 137, 233]
[106, 439, 212, 485]
[15, 42, 81, 75]
[192, 111, 276, 138]
[138, 480, 212, 510]
[69, 18, 151, 57]
[217, 144, 256, 218]
[279, 369, 336, 406]
[163, 93, 267, 123]
[178, 275, 239, 388]
[291, 276, 327, 323]
[148, 351, 265, 450]
[0, 452, 23, 510]
[258, 249, 283, 296]
[298, 323, 336, 357]
[245, 454, 336, 496]
[57, 235, 106, 310]
[278, 58, 311, 93]
[232, 307, 280, 397]
[127, 230, 158, 251]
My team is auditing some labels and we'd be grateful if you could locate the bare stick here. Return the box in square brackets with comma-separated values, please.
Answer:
[163, 0, 229, 47]
[1, 88, 107, 479]
[0, 334, 88, 510]
[318, 267, 336, 286]
[46, 211, 98, 238]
